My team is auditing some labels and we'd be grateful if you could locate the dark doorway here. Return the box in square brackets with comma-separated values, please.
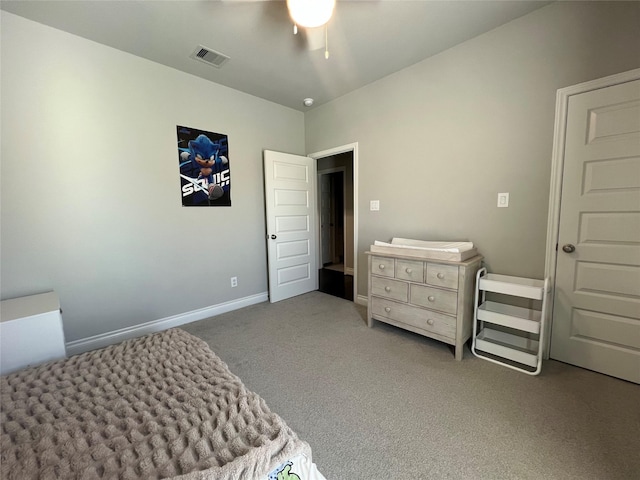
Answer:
[316, 152, 355, 301]
[319, 171, 344, 266]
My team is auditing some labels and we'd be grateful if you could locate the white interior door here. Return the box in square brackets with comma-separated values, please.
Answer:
[550, 78, 640, 383]
[264, 150, 317, 303]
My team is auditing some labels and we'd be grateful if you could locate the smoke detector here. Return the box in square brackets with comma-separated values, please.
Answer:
[303, 98, 314, 107]
[190, 45, 230, 68]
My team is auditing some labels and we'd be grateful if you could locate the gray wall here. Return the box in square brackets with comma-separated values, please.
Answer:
[304, 1, 640, 298]
[1, 12, 304, 342]
[3, 2, 639, 342]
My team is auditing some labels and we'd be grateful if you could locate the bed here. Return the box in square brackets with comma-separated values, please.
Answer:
[0, 328, 326, 480]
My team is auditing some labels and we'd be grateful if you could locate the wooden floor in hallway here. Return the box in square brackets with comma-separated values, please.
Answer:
[318, 266, 353, 301]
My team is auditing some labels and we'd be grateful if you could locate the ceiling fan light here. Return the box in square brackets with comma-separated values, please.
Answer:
[287, 0, 336, 28]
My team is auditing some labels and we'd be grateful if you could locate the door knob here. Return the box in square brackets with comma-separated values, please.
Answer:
[562, 244, 575, 253]
[270, 234, 277, 240]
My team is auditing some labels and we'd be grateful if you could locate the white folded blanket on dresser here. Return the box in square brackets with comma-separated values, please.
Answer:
[375, 238, 474, 253]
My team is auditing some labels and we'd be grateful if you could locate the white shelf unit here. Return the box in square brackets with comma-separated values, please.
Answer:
[471, 268, 549, 375]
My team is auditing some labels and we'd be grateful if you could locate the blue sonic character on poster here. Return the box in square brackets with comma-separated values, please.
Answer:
[177, 125, 231, 206]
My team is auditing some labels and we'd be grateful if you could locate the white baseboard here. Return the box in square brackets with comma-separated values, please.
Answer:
[65, 292, 268, 356]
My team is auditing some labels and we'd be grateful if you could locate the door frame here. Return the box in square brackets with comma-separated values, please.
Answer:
[309, 143, 359, 302]
[544, 68, 640, 358]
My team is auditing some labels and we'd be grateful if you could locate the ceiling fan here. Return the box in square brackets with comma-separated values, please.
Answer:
[286, 0, 336, 58]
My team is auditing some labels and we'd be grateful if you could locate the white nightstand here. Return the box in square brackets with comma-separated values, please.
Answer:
[1, 291, 67, 375]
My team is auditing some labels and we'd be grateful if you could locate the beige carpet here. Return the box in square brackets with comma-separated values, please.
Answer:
[182, 291, 640, 480]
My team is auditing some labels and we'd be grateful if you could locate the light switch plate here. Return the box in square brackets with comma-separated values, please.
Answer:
[497, 193, 509, 207]
[370, 200, 380, 211]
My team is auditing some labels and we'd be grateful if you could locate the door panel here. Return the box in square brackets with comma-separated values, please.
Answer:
[583, 157, 640, 193]
[570, 309, 640, 349]
[277, 239, 311, 260]
[550, 79, 640, 383]
[264, 150, 317, 303]
[276, 215, 309, 233]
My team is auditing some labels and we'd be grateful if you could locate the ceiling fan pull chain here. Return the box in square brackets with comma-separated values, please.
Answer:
[325, 24, 329, 59]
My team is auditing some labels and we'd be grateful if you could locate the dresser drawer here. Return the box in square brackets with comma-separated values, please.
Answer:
[371, 256, 395, 278]
[410, 284, 458, 315]
[371, 276, 408, 303]
[426, 263, 459, 290]
[396, 259, 424, 283]
[371, 297, 456, 339]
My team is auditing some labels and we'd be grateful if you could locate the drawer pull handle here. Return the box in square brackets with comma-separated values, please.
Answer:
[384, 307, 391, 313]
[379, 264, 385, 270]
[406, 268, 412, 274]
[384, 286, 391, 292]
[427, 319, 434, 326]
[428, 296, 435, 302]
[437, 273, 445, 280]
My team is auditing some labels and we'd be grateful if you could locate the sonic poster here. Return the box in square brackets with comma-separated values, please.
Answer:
[177, 125, 231, 206]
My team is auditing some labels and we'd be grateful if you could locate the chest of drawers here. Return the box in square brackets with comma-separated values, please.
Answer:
[366, 252, 482, 360]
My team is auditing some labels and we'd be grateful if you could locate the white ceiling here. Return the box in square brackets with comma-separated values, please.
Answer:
[1, 0, 552, 111]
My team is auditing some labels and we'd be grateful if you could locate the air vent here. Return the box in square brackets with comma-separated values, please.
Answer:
[190, 45, 230, 68]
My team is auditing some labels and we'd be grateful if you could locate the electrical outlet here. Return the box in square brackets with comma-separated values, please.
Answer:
[497, 193, 509, 208]
[370, 200, 380, 211]
[231, 276, 238, 287]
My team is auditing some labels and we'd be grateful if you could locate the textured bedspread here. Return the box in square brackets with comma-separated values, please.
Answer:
[0, 328, 310, 479]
